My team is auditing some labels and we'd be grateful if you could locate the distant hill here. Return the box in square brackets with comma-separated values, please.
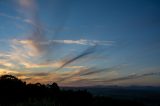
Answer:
[61, 86, 160, 105]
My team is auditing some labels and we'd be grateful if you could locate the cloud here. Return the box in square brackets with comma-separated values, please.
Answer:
[3, 71, 51, 83]
[56, 66, 117, 83]
[0, 39, 87, 69]
[17, 0, 36, 9]
[0, 12, 35, 26]
[0, 39, 47, 69]
[51, 39, 114, 46]
[11, 39, 38, 57]
[0, 5, 114, 71]
[1, 38, 112, 68]
[17, 72, 62, 84]
[0, 0, 116, 85]
[68, 71, 160, 86]
[0, 61, 15, 68]
[104, 71, 160, 83]
[55, 46, 96, 71]
[0, 0, 52, 57]
[9, 39, 114, 46]
[16, 0, 53, 58]
[0, 69, 50, 82]
[32, 72, 49, 76]
[0, 38, 114, 69]
[0, 69, 19, 76]
[0, 12, 54, 34]
[65, 66, 85, 69]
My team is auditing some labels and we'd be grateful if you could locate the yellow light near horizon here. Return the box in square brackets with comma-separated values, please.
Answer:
[0, 69, 19, 75]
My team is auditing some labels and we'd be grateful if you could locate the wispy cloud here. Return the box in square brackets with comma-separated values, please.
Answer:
[0, 12, 54, 34]
[56, 66, 117, 83]
[1, 0, 52, 57]
[11, 39, 114, 46]
[64, 71, 159, 86]
[0, 39, 89, 70]
[0, 38, 113, 68]
[51, 39, 114, 46]
[0, 69, 19, 76]
[104, 71, 160, 83]
[0, 0, 115, 86]
[56, 46, 96, 71]
[0, 12, 36, 26]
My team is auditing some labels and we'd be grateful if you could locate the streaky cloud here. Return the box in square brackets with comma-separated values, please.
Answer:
[1, 39, 114, 46]
[56, 46, 96, 71]
[29, 72, 50, 77]
[57, 66, 116, 83]
[50, 39, 114, 46]
[104, 71, 160, 83]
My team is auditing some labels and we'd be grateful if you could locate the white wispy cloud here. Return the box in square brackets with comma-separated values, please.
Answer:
[0, 39, 89, 69]
[0, 12, 52, 34]
[0, 12, 35, 26]
[0, 38, 114, 69]
[51, 39, 114, 46]
[12, 39, 115, 46]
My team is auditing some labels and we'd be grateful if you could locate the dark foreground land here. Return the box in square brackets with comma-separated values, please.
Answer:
[0, 75, 159, 106]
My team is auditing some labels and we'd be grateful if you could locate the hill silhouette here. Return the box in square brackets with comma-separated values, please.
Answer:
[0, 75, 146, 106]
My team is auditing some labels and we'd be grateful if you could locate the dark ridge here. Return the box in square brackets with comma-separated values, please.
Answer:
[0, 74, 159, 106]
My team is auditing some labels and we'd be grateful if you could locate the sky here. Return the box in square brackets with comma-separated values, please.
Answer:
[0, 0, 160, 86]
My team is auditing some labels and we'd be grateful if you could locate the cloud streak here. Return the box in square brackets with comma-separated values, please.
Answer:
[104, 71, 160, 83]
[51, 39, 114, 46]
[9, 39, 114, 46]
[56, 66, 116, 83]
[56, 46, 96, 71]
[0, 12, 36, 27]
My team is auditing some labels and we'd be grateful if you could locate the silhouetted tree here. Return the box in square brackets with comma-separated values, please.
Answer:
[0, 75, 26, 104]
[0, 75, 26, 87]
[0, 74, 147, 106]
[50, 82, 60, 92]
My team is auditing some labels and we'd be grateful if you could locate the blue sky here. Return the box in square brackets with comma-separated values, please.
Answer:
[0, 0, 160, 86]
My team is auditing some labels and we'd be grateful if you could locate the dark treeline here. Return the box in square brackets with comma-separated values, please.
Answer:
[0, 75, 145, 106]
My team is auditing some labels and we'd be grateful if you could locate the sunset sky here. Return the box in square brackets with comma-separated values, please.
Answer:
[0, 0, 160, 86]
